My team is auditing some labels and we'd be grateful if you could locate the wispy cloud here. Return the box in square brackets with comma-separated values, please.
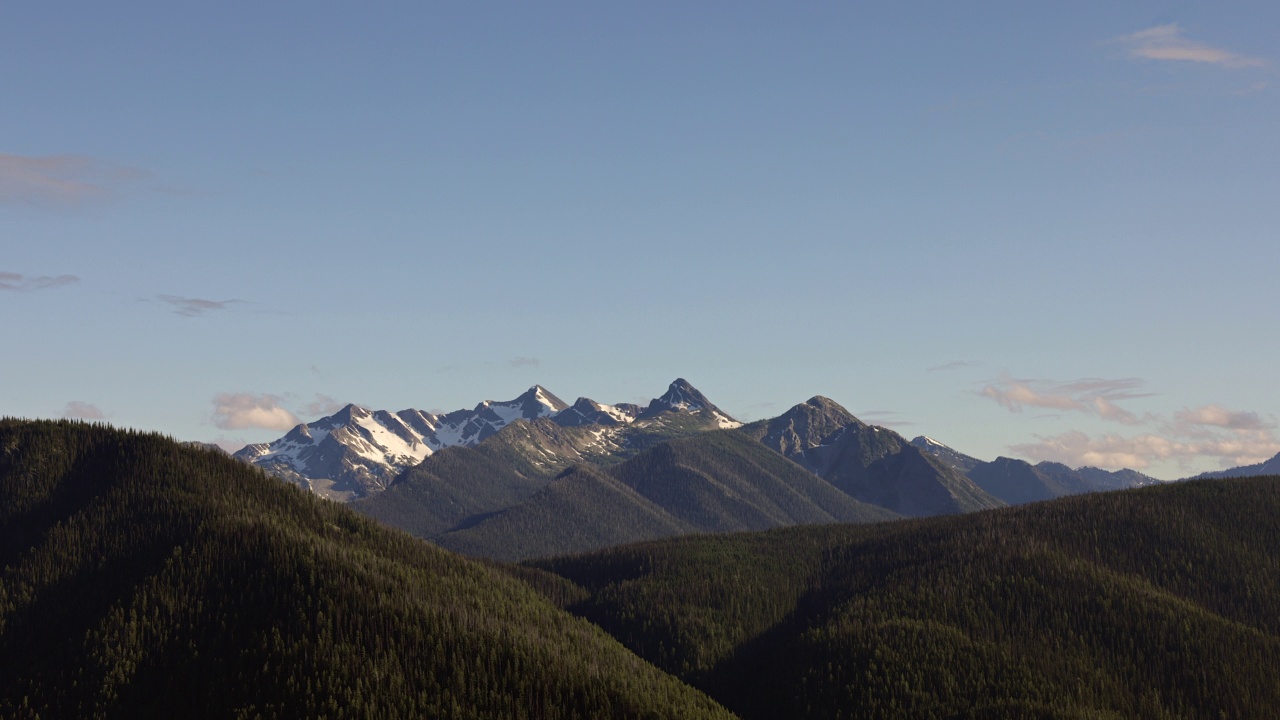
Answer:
[0, 271, 79, 292]
[980, 374, 1150, 425]
[927, 360, 977, 372]
[212, 393, 301, 431]
[0, 153, 145, 207]
[158, 295, 242, 317]
[858, 410, 915, 428]
[1175, 404, 1273, 431]
[63, 401, 105, 420]
[302, 393, 344, 417]
[1115, 24, 1266, 69]
[509, 356, 540, 368]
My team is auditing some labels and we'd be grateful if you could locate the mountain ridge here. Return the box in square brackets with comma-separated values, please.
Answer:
[236, 379, 738, 501]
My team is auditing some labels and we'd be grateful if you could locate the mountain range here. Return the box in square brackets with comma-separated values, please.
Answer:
[234, 378, 738, 501]
[231, 379, 1175, 560]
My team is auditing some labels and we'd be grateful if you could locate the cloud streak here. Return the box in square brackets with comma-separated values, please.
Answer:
[1115, 24, 1266, 69]
[979, 375, 1149, 425]
[212, 393, 301, 431]
[927, 360, 977, 372]
[0, 271, 79, 292]
[0, 153, 145, 207]
[158, 295, 242, 317]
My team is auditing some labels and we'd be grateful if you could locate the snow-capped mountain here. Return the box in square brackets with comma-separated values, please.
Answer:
[637, 378, 742, 429]
[235, 385, 567, 500]
[236, 380, 737, 501]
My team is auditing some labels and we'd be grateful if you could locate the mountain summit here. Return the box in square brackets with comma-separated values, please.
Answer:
[236, 379, 737, 500]
[638, 378, 741, 428]
[745, 397, 1002, 516]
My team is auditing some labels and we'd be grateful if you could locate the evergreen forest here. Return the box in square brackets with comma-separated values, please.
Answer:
[3, 419, 1279, 718]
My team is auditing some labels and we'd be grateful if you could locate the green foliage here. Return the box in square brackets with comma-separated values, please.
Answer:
[536, 477, 1280, 720]
[0, 419, 734, 719]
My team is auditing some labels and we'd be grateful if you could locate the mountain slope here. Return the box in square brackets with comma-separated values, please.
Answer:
[745, 397, 1002, 516]
[434, 464, 695, 561]
[909, 435, 982, 474]
[0, 419, 734, 719]
[536, 476, 1280, 720]
[1193, 451, 1280, 479]
[912, 438, 1162, 501]
[433, 430, 898, 561]
[965, 456, 1092, 505]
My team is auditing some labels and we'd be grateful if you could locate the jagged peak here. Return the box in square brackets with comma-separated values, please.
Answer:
[510, 384, 569, 412]
[655, 378, 711, 409]
[777, 396, 859, 427]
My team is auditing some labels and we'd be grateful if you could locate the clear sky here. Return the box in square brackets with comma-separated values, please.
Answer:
[3, 2, 1277, 479]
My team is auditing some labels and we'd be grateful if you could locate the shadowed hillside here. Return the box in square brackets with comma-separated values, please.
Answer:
[535, 476, 1280, 720]
[0, 419, 733, 719]
[435, 431, 898, 561]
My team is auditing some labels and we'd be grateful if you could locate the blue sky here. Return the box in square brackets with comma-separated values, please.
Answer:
[3, 2, 1277, 478]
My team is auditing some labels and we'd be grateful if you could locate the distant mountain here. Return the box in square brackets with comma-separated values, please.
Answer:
[432, 430, 898, 561]
[744, 397, 1002, 516]
[237, 379, 738, 501]
[1193, 451, 1280, 480]
[966, 457, 1092, 505]
[1074, 465, 1162, 491]
[912, 436, 1161, 503]
[909, 435, 981, 474]
[0, 419, 733, 719]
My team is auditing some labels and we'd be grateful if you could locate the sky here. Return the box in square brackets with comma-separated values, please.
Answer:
[3, 2, 1278, 479]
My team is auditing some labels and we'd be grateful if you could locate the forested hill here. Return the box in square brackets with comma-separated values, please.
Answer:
[534, 475, 1280, 720]
[0, 420, 733, 719]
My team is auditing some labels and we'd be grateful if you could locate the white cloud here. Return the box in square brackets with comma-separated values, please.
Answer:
[63, 401, 105, 420]
[509, 356, 540, 368]
[212, 393, 301, 431]
[1116, 24, 1266, 69]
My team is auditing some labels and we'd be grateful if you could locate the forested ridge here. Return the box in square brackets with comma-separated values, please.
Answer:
[536, 476, 1280, 719]
[6, 418, 1280, 719]
[0, 419, 732, 719]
